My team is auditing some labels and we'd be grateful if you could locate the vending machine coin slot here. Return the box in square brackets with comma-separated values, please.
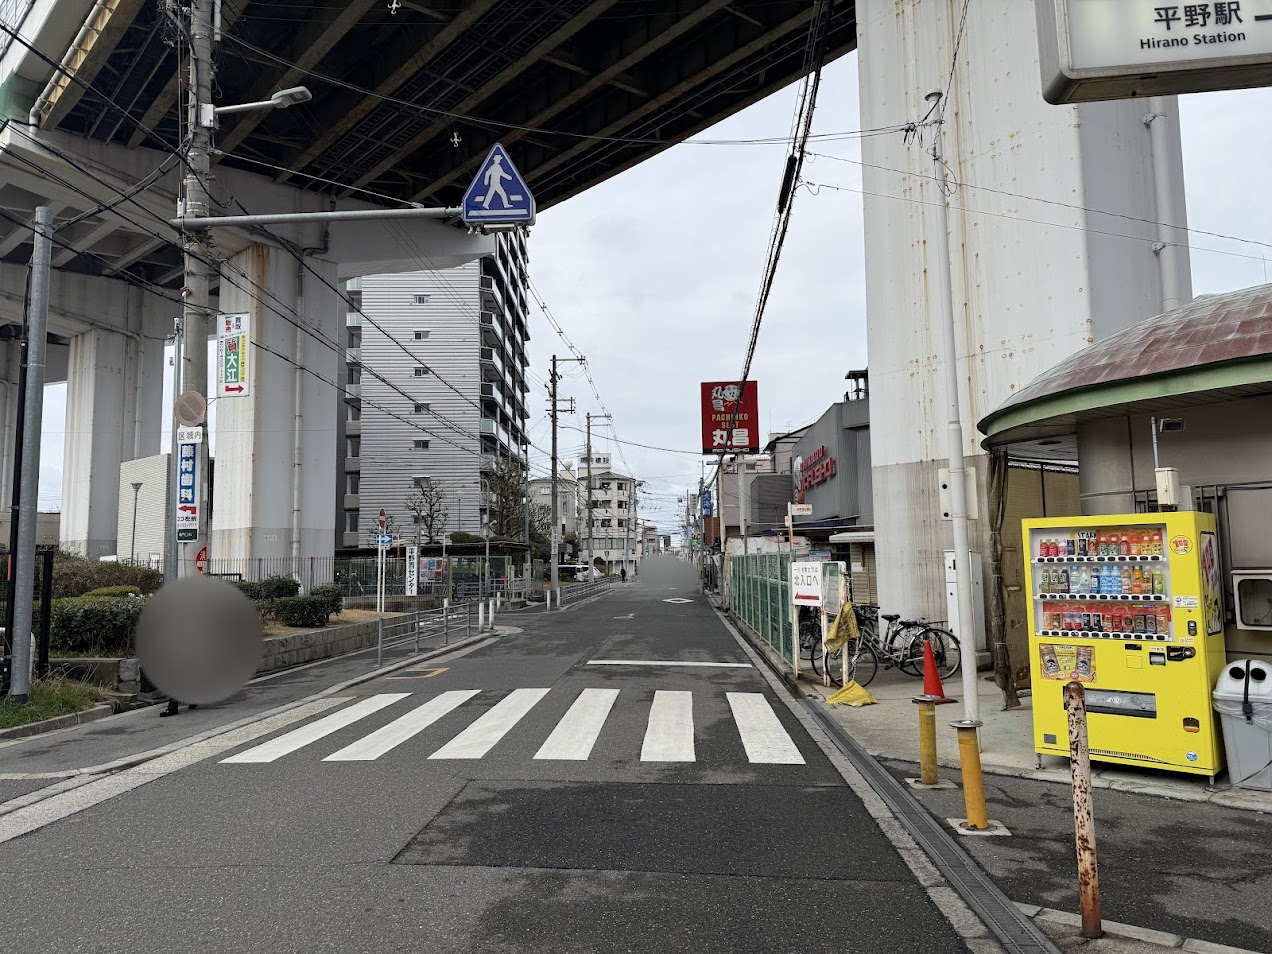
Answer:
[1150, 650, 1166, 666]
[1188, 620, 1198, 636]
[1167, 647, 1196, 662]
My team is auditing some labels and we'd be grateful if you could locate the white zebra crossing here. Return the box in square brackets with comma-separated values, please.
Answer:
[324, 690, 480, 761]
[534, 688, 619, 761]
[220, 689, 804, 766]
[429, 688, 550, 759]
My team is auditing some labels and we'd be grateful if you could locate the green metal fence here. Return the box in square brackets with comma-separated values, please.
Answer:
[728, 552, 795, 667]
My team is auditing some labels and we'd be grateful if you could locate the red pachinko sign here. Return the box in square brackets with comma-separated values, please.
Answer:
[700, 381, 760, 455]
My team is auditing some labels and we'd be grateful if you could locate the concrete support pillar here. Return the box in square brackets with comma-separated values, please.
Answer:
[857, 0, 1188, 620]
[212, 243, 338, 564]
[1077, 419, 1138, 516]
[61, 320, 161, 558]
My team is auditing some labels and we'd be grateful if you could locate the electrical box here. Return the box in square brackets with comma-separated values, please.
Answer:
[1155, 467, 1182, 509]
[944, 550, 986, 655]
[1024, 512, 1227, 777]
[1232, 571, 1272, 632]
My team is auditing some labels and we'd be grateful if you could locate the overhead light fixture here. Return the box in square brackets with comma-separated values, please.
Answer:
[269, 86, 312, 109]
[1158, 418, 1185, 433]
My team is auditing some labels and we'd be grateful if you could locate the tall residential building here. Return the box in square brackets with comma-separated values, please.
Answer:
[579, 453, 641, 574]
[336, 233, 532, 550]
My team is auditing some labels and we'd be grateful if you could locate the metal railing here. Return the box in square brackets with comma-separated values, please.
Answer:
[373, 602, 477, 667]
[558, 577, 614, 606]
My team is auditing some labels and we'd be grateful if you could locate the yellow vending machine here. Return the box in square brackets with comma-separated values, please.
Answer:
[1023, 512, 1228, 779]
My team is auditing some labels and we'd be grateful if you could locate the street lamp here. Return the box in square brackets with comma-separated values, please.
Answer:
[211, 86, 312, 117]
[130, 481, 143, 563]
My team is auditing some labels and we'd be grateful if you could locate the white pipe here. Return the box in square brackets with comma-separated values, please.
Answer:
[0, 341, 15, 504]
[291, 256, 305, 568]
[1144, 97, 1192, 314]
[29, 0, 117, 127]
[129, 285, 144, 459]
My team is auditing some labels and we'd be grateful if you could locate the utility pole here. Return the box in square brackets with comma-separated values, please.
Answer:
[9, 206, 52, 703]
[173, 0, 216, 578]
[547, 355, 581, 604]
[928, 90, 980, 729]
[585, 412, 592, 574]
[4, 300, 29, 666]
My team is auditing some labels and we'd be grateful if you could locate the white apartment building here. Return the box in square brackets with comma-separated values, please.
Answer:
[336, 232, 531, 550]
[579, 453, 642, 574]
[529, 461, 579, 542]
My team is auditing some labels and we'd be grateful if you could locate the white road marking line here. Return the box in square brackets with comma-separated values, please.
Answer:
[221, 694, 410, 763]
[534, 688, 620, 761]
[323, 690, 480, 761]
[428, 688, 550, 759]
[727, 692, 805, 765]
[0, 698, 346, 845]
[586, 659, 751, 668]
[641, 690, 695, 762]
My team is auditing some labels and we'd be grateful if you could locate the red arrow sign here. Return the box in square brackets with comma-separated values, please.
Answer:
[224, 385, 244, 393]
[178, 505, 197, 514]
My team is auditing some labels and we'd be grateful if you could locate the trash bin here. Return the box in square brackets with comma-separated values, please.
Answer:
[1213, 659, 1272, 791]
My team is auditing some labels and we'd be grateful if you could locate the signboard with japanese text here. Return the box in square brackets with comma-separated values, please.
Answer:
[701, 490, 713, 517]
[217, 312, 250, 398]
[700, 381, 760, 455]
[175, 429, 201, 542]
[1037, 0, 1272, 103]
[405, 545, 419, 596]
[791, 561, 823, 606]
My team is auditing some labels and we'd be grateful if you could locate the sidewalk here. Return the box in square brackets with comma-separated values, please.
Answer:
[790, 660, 1272, 814]
[0, 622, 514, 798]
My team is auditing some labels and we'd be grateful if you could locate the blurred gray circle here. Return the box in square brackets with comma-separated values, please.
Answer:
[136, 576, 263, 704]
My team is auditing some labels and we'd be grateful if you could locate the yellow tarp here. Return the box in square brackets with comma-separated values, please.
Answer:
[827, 681, 877, 707]
[823, 600, 860, 654]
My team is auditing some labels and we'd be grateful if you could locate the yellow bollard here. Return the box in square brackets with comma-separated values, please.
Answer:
[914, 694, 940, 785]
[951, 719, 989, 831]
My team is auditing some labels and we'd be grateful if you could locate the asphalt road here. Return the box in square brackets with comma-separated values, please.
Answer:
[0, 557, 972, 953]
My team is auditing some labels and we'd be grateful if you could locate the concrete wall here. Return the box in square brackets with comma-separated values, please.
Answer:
[0, 510, 60, 549]
[857, 0, 1190, 621]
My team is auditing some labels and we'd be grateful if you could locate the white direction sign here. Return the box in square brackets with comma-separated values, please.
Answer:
[790, 503, 813, 517]
[217, 312, 250, 398]
[791, 561, 823, 607]
[461, 143, 536, 226]
[1037, 0, 1272, 103]
[405, 545, 419, 597]
[175, 433, 201, 542]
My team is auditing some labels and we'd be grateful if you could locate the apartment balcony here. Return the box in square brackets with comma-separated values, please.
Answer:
[343, 494, 360, 509]
[480, 454, 497, 472]
[342, 531, 361, 548]
[346, 311, 362, 327]
[344, 383, 361, 401]
[345, 347, 362, 366]
[479, 274, 504, 312]
[344, 420, 362, 437]
[479, 346, 503, 379]
[479, 310, 504, 348]
[480, 418, 498, 437]
[344, 458, 361, 473]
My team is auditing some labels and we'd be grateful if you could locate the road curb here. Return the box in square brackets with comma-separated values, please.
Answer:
[1016, 903, 1263, 954]
[0, 703, 115, 741]
[0, 631, 496, 787]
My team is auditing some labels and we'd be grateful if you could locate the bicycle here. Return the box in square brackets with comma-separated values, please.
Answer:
[823, 605, 961, 688]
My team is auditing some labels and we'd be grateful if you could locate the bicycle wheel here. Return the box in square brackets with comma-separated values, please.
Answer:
[893, 625, 929, 677]
[923, 627, 962, 680]
[845, 637, 879, 687]
[808, 636, 825, 676]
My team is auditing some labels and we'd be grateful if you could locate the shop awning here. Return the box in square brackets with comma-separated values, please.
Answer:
[829, 530, 875, 544]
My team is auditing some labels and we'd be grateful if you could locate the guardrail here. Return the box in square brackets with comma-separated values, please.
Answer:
[558, 578, 615, 606]
[371, 602, 479, 667]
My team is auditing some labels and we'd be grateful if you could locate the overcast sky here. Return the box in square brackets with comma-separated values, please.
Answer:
[35, 52, 1272, 536]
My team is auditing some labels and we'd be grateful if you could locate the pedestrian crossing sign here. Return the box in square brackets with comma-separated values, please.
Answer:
[461, 143, 535, 227]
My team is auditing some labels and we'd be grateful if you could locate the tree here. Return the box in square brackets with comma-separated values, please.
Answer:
[366, 511, 399, 546]
[527, 502, 553, 562]
[483, 457, 530, 539]
[405, 481, 449, 543]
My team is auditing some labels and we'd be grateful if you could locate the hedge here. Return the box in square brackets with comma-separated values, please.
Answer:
[82, 585, 143, 598]
[233, 576, 301, 601]
[51, 551, 163, 600]
[272, 595, 332, 628]
[50, 595, 147, 656]
[310, 584, 343, 618]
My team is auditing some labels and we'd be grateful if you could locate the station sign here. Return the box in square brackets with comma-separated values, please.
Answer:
[1036, 0, 1272, 103]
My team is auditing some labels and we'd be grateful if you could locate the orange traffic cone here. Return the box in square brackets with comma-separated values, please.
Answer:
[922, 636, 958, 705]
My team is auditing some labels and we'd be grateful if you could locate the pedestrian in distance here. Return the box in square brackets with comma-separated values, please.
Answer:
[620, 567, 627, 584]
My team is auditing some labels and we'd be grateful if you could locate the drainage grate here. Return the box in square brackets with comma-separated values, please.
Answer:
[802, 702, 1062, 954]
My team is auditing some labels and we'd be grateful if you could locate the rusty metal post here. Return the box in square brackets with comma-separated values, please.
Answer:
[950, 719, 988, 830]
[1065, 681, 1103, 939]
[914, 695, 940, 785]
